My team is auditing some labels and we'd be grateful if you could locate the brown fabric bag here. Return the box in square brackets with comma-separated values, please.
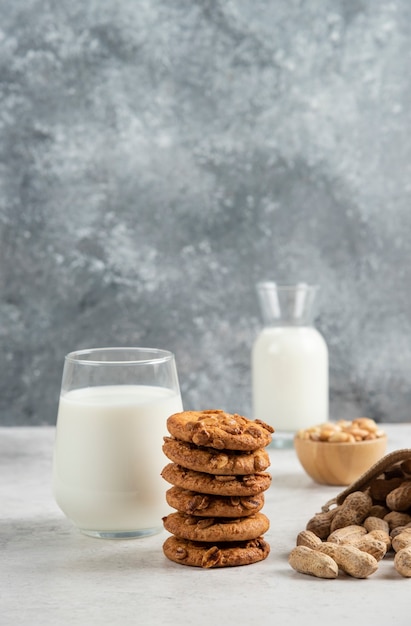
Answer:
[322, 448, 411, 512]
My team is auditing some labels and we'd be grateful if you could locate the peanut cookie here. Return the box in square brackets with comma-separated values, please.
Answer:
[166, 410, 274, 451]
[163, 535, 270, 568]
[163, 511, 269, 542]
[166, 486, 265, 517]
[161, 463, 272, 496]
[162, 436, 270, 475]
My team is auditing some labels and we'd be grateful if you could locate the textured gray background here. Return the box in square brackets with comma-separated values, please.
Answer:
[1, 0, 411, 426]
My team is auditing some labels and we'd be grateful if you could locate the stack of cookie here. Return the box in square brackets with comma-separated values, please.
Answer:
[161, 409, 274, 568]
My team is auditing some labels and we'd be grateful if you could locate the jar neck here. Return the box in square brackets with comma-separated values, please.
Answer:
[257, 282, 318, 327]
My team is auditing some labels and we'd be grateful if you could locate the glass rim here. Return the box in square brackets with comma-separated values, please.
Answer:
[64, 347, 175, 366]
[257, 281, 320, 291]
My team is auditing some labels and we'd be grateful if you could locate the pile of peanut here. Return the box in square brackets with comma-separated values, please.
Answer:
[289, 457, 411, 578]
[295, 417, 386, 443]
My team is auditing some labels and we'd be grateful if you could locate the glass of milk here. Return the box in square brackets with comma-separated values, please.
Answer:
[52, 347, 183, 539]
[252, 282, 329, 449]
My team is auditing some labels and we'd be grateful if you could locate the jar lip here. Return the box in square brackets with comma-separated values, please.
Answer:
[64, 347, 175, 366]
[257, 281, 320, 291]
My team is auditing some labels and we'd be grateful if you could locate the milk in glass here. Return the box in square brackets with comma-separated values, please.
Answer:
[53, 384, 182, 533]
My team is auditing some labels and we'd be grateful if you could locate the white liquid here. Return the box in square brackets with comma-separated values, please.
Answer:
[252, 326, 328, 433]
[52, 385, 182, 533]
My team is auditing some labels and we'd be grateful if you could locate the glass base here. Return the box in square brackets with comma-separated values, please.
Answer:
[269, 432, 295, 449]
[80, 527, 162, 539]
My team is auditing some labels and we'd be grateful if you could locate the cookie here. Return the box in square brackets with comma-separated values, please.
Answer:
[162, 436, 270, 475]
[162, 511, 270, 542]
[163, 535, 270, 568]
[166, 410, 274, 451]
[166, 486, 265, 517]
[161, 463, 272, 496]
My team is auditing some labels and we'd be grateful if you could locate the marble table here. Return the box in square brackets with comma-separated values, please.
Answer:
[1, 424, 411, 626]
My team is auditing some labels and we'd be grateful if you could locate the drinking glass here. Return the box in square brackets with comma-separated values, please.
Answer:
[52, 347, 183, 539]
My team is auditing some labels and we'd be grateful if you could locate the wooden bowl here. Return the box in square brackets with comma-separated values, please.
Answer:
[293, 435, 388, 486]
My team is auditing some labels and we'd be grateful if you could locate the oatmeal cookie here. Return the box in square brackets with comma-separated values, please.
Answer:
[166, 410, 274, 451]
[163, 535, 270, 568]
[161, 463, 272, 496]
[166, 486, 265, 517]
[163, 511, 269, 542]
[162, 436, 270, 475]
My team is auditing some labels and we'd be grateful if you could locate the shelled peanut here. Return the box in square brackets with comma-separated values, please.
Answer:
[295, 417, 385, 443]
[289, 456, 411, 579]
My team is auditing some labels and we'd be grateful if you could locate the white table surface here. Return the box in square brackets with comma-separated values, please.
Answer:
[2, 424, 411, 626]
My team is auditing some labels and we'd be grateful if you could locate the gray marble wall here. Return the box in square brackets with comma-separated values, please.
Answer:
[1, 0, 411, 425]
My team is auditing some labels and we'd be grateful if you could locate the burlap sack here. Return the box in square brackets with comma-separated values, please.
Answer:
[322, 448, 411, 512]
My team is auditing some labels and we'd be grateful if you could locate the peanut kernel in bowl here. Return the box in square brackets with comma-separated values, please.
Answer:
[296, 418, 386, 444]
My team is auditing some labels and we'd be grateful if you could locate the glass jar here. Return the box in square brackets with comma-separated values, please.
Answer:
[252, 282, 329, 448]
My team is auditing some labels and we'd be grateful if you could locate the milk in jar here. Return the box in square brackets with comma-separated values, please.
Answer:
[252, 282, 328, 446]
